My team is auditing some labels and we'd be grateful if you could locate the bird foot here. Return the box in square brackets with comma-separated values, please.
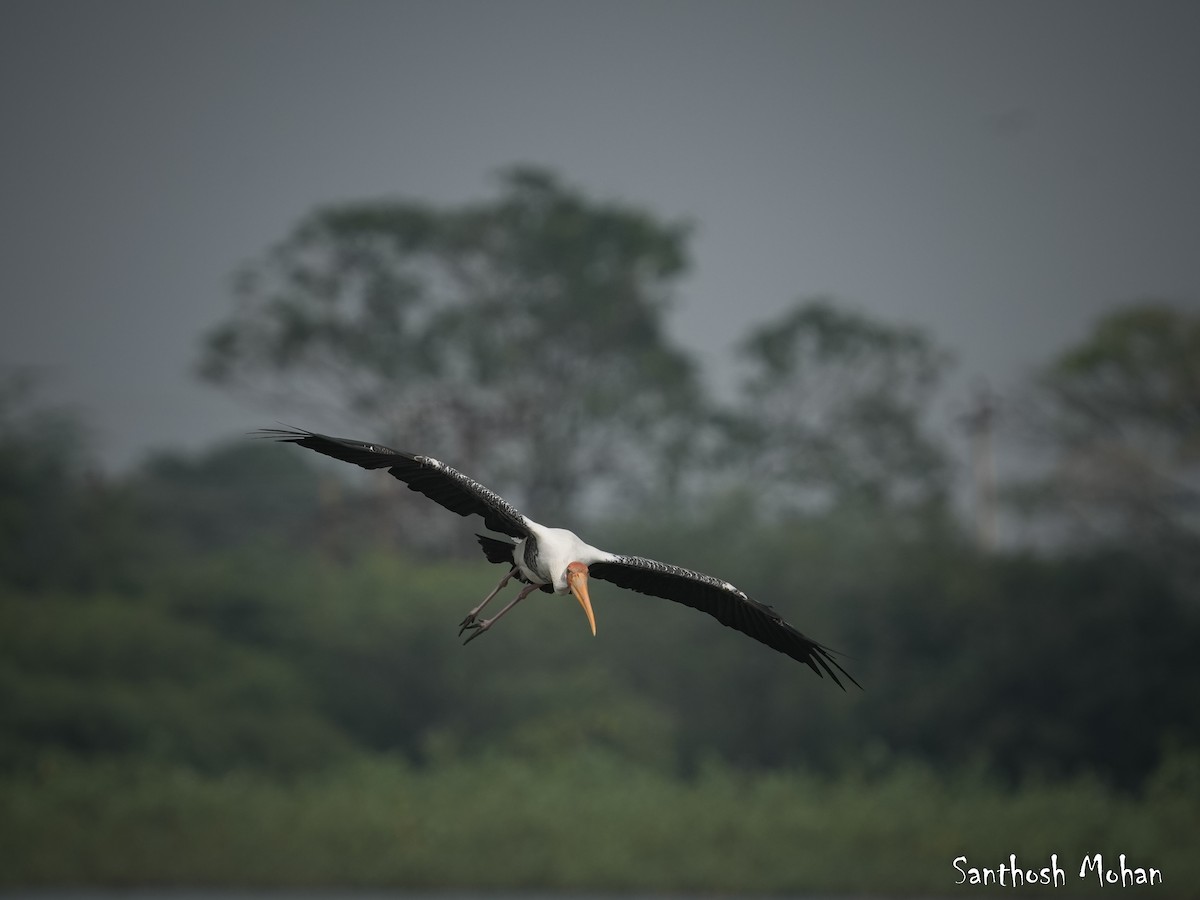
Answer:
[458, 580, 533, 645]
[460, 619, 492, 645]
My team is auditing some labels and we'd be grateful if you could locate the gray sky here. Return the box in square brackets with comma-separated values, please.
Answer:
[3, 0, 1199, 470]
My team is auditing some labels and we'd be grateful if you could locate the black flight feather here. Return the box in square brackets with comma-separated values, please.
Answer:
[257, 427, 530, 539]
[589, 555, 860, 690]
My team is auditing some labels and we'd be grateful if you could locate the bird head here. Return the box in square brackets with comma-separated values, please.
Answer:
[565, 561, 596, 636]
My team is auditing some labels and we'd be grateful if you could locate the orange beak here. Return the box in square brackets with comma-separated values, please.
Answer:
[566, 564, 597, 636]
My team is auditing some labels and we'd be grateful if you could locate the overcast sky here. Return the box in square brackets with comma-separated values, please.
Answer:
[3, 0, 1198, 470]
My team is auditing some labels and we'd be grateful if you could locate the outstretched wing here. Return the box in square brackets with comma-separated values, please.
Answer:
[259, 428, 530, 539]
[589, 555, 860, 689]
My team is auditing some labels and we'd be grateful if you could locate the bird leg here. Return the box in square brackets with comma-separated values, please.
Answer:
[461, 582, 540, 645]
[458, 566, 519, 634]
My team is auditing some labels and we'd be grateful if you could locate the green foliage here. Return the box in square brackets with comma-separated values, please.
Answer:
[843, 547, 1200, 787]
[601, 504, 1200, 785]
[3, 423, 1196, 787]
[0, 590, 350, 773]
[0, 369, 92, 588]
[5, 213, 1198, 889]
[3, 751, 1196, 893]
[8, 292, 1200, 790]
[127, 440, 326, 554]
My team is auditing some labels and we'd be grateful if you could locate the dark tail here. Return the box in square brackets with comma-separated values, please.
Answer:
[476, 534, 517, 566]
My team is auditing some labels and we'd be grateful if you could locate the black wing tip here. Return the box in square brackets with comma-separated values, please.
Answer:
[253, 424, 315, 442]
[592, 557, 862, 690]
[811, 644, 862, 691]
[256, 425, 412, 471]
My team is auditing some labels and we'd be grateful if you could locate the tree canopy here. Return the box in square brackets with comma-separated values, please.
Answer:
[199, 167, 702, 521]
[726, 297, 954, 517]
[1028, 301, 1199, 583]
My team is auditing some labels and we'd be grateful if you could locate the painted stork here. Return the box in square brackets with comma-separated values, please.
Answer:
[262, 427, 858, 689]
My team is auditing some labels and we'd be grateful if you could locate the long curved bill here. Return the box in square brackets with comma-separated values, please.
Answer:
[567, 568, 597, 636]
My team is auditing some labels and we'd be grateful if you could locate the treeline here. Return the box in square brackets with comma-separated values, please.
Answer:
[2, 169, 1198, 795]
[1, 340, 1198, 789]
[7, 752, 1199, 891]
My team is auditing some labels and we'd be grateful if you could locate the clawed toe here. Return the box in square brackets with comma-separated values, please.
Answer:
[456, 575, 538, 646]
[461, 621, 490, 645]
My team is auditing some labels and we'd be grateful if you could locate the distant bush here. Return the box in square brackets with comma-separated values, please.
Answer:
[2, 749, 1196, 892]
[0, 589, 350, 773]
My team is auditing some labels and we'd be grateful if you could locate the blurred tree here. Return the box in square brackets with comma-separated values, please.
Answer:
[198, 167, 703, 525]
[0, 590, 350, 772]
[128, 439, 325, 555]
[0, 368, 94, 589]
[1025, 302, 1200, 582]
[841, 546, 1200, 788]
[725, 298, 954, 518]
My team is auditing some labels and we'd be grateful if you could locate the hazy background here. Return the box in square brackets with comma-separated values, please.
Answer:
[3, 0, 1198, 468]
[3, 2, 1200, 894]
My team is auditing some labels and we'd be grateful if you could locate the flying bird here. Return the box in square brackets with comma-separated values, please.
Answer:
[262, 427, 858, 689]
